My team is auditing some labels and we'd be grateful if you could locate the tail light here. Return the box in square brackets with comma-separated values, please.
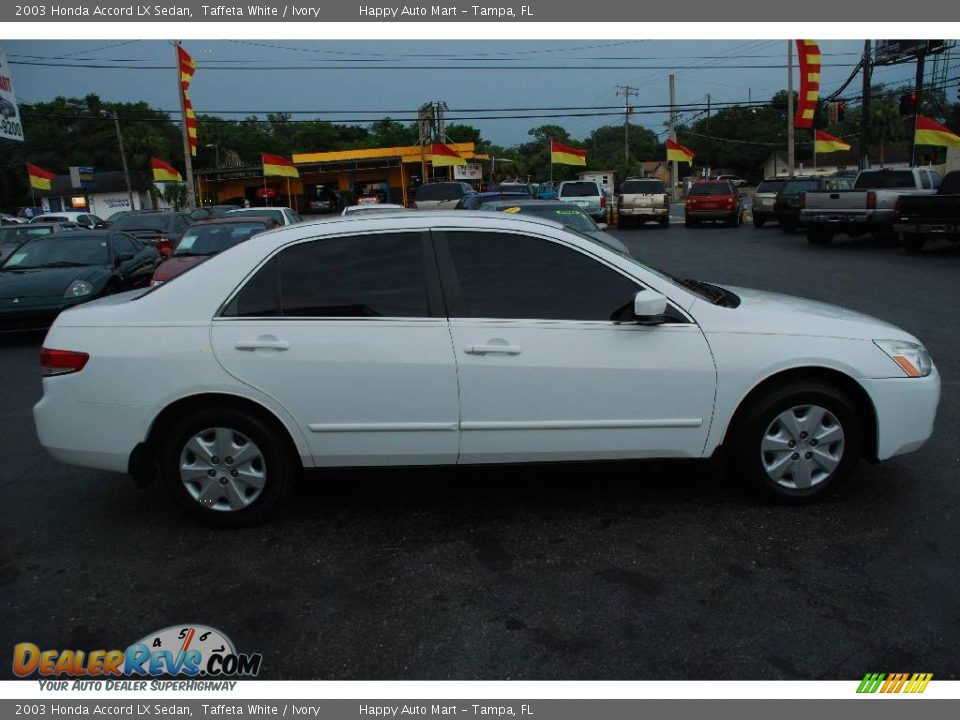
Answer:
[726, 196, 735, 208]
[156, 238, 172, 258]
[40, 348, 89, 377]
[895, 197, 902, 215]
[866, 191, 877, 210]
[600, 196, 607, 209]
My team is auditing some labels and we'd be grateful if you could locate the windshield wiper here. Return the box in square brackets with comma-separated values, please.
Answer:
[677, 277, 729, 305]
[31, 261, 90, 268]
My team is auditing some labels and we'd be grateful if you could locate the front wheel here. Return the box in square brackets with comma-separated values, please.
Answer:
[160, 407, 295, 527]
[729, 381, 861, 502]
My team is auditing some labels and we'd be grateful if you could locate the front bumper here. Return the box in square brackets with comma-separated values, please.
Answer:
[861, 366, 941, 461]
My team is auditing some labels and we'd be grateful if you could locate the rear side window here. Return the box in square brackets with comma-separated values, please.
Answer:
[854, 171, 915, 189]
[559, 182, 600, 198]
[445, 231, 638, 321]
[755, 180, 786, 194]
[621, 180, 665, 194]
[224, 233, 429, 318]
[416, 183, 465, 202]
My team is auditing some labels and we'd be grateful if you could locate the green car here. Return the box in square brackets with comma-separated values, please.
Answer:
[0, 230, 160, 332]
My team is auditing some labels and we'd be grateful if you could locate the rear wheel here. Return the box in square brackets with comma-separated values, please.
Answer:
[727, 211, 741, 228]
[903, 234, 926, 253]
[807, 228, 833, 245]
[159, 407, 295, 527]
[729, 381, 861, 502]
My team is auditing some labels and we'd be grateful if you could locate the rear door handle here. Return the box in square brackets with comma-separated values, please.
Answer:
[464, 344, 522, 356]
[235, 339, 290, 351]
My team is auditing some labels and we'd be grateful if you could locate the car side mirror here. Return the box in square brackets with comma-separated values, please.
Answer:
[610, 289, 672, 325]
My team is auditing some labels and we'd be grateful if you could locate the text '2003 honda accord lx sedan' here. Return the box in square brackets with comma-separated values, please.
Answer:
[33, 212, 940, 526]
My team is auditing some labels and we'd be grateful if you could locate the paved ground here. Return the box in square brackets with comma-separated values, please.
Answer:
[1, 222, 958, 680]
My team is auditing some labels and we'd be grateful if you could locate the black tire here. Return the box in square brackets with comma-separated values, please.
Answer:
[753, 215, 766, 228]
[159, 407, 295, 527]
[727, 212, 740, 228]
[659, 217, 669, 228]
[903, 234, 926, 253]
[728, 380, 862, 502]
[807, 228, 833, 245]
[780, 220, 797, 234]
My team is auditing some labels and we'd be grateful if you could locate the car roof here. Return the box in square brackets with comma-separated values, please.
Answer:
[193, 216, 274, 226]
[228, 207, 293, 212]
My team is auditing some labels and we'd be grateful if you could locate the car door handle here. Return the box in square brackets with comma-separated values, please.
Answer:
[464, 344, 522, 356]
[234, 339, 290, 351]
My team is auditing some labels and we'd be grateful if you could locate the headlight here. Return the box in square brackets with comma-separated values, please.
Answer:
[873, 339, 932, 378]
[63, 280, 94, 298]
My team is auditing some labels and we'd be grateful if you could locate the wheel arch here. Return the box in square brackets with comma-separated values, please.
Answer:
[718, 366, 879, 463]
[129, 392, 308, 484]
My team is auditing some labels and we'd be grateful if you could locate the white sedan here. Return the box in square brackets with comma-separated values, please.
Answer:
[33, 212, 940, 526]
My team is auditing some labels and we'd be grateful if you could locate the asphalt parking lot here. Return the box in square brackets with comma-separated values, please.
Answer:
[1, 222, 958, 681]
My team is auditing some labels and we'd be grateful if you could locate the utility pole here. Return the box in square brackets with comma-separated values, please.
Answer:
[910, 46, 926, 167]
[173, 41, 196, 210]
[111, 110, 135, 210]
[616, 84, 638, 167]
[787, 40, 795, 178]
[860, 40, 872, 171]
[706, 93, 712, 177]
[669, 74, 678, 201]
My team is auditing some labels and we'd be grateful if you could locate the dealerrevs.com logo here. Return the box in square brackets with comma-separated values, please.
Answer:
[13, 625, 262, 681]
[857, 673, 933, 694]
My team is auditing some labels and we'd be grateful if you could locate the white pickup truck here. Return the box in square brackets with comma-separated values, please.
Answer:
[616, 178, 670, 228]
[800, 167, 942, 245]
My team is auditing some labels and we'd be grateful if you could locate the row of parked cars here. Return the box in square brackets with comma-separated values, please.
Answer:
[749, 167, 959, 253]
[0, 205, 303, 332]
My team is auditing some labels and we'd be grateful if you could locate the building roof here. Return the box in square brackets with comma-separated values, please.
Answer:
[36, 170, 150, 197]
[293, 142, 477, 165]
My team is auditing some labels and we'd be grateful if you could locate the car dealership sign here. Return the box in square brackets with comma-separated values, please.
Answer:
[454, 163, 482, 181]
[0, 46, 24, 143]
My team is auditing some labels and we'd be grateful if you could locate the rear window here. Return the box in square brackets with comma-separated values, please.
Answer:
[755, 180, 786, 194]
[781, 180, 819, 195]
[112, 214, 172, 232]
[559, 182, 600, 198]
[854, 171, 915, 189]
[417, 183, 467, 202]
[689, 183, 733, 196]
[621, 180, 665, 194]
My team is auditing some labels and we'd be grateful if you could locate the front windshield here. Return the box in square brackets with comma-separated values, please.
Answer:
[0, 225, 55, 243]
[112, 214, 172, 232]
[230, 209, 284, 224]
[493, 205, 598, 233]
[1, 235, 109, 269]
[174, 223, 265, 256]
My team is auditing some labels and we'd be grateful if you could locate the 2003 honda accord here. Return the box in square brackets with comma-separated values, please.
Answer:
[34, 212, 940, 525]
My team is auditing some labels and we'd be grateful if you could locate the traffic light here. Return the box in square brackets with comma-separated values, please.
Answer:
[837, 102, 847, 122]
[899, 91, 918, 117]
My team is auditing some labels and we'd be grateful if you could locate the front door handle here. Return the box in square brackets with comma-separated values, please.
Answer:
[464, 343, 522, 356]
[235, 338, 290, 351]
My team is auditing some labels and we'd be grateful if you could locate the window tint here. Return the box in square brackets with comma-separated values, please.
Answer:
[919, 171, 932, 190]
[446, 231, 638, 321]
[930, 172, 942, 189]
[689, 183, 734, 196]
[416, 183, 466, 201]
[559, 182, 600, 198]
[755, 180, 786, 194]
[225, 233, 429, 318]
[854, 171, 915, 189]
[621, 180, 665, 194]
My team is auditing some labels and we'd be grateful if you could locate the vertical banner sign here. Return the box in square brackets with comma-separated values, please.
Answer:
[0, 45, 25, 142]
[178, 45, 198, 156]
[794, 39, 821, 129]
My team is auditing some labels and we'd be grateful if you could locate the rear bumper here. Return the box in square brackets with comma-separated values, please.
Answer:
[686, 210, 737, 221]
[895, 221, 960, 237]
[861, 367, 940, 461]
[619, 207, 668, 219]
[802, 209, 895, 227]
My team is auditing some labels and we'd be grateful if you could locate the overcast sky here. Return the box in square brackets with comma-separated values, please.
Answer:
[2, 39, 930, 146]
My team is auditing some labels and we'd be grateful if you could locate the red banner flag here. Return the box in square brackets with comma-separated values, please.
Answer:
[794, 40, 821, 129]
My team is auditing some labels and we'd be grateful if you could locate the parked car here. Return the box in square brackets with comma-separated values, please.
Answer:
[108, 211, 193, 257]
[341, 204, 405, 216]
[617, 178, 670, 228]
[750, 179, 788, 228]
[774, 176, 854, 233]
[479, 199, 629, 253]
[895, 170, 960, 253]
[150, 217, 276, 287]
[414, 182, 476, 210]
[535, 182, 559, 200]
[685, 180, 743, 227]
[33, 212, 939, 525]
[308, 188, 343, 214]
[0, 222, 83, 263]
[801, 167, 941, 245]
[189, 205, 241, 221]
[226, 207, 301, 226]
[716, 174, 748, 188]
[557, 180, 607, 221]
[455, 191, 531, 210]
[31, 212, 105, 230]
[1, 213, 26, 225]
[0, 230, 160, 332]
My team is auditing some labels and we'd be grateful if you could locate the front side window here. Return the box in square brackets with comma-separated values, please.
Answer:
[224, 232, 429, 318]
[445, 231, 639, 321]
